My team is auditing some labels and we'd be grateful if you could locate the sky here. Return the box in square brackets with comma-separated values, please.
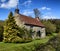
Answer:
[0, 0, 60, 20]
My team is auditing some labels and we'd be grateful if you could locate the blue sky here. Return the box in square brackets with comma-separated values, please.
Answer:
[0, 0, 60, 20]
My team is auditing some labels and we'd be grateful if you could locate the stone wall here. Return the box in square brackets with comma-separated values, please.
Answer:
[14, 14, 25, 28]
[40, 28, 46, 38]
[24, 25, 46, 39]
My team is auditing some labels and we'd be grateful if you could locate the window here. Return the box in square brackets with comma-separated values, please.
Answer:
[30, 26, 33, 29]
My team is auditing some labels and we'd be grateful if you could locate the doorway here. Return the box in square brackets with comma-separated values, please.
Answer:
[37, 31, 41, 37]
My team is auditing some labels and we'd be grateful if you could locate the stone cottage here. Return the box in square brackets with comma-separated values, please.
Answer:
[14, 8, 46, 39]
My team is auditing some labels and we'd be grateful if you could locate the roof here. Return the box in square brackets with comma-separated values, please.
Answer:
[18, 14, 44, 27]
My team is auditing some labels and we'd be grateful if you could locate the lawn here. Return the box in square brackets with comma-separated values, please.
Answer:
[0, 35, 56, 51]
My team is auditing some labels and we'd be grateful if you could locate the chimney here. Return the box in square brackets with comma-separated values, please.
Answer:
[15, 4, 19, 14]
[15, 8, 19, 14]
[35, 17, 40, 21]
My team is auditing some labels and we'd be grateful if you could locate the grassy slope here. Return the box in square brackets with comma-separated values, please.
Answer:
[0, 35, 55, 51]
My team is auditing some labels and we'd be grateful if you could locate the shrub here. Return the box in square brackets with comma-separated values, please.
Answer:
[11, 36, 23, 43]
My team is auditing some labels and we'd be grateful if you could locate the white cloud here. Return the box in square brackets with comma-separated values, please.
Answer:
[22, 0, 32, 6]
[1, 0, 6, 2]
[0, 0, 19, 9]
[40, 6, 51, 10]
[42, 15, 57, 19]
[22, 10, 33, 16]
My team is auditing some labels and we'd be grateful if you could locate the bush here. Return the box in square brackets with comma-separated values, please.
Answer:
[3, 36, 24, 43]
[23, 37, 32, 43]
[11, 36, 23, 43]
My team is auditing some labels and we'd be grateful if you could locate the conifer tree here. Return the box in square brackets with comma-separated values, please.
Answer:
[3, 12, 22, 43]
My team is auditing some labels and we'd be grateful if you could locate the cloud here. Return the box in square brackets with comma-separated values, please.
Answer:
[42, 11, 57, 19]
[40, 6, 51, 10]
[1, 0, 6, 2]
[22, 10, 33, 16]
[42, 15, 57, 19]
[0, 0, 19, 9]
[22, 0, 32, 6]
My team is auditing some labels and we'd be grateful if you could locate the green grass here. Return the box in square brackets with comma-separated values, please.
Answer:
[0, 35, 56, 51]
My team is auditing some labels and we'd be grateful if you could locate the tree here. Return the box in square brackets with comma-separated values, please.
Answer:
[42, 20, 56, 35]
[3, 12, 22, 43]
[47, 19, 60, 33]
[34, 8, 42, 19]
[54, 19, 60, 33]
